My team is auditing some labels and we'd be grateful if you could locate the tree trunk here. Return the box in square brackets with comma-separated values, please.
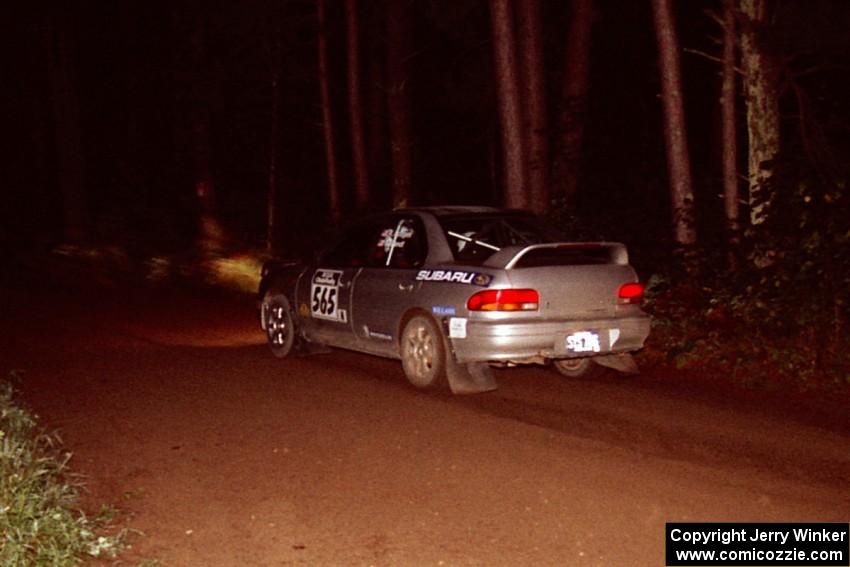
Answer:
[386, 0, 413, 209]
[188, 13, 224, 256]
[121, 7, 141, 234]
[516, 0, 547, 214]
[489, 0, 527, 209]
[740, 0, 779, 226]
[651, 0, 696, 246]
[721, 0, 739, 243]
[267, 25, 281, 252]
[45, 8, 86, 244]
[366, 6, 388, 207]
[551, 0, 594, 206]
[345, 0, 370, 210]
[318, 0, 342, 225]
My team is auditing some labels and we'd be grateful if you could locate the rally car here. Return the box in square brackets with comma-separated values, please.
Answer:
[258, 206, 650, 394]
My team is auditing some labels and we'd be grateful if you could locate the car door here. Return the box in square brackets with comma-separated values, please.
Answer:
[351, 215, 428, 356]
[301, 221, 381, 349]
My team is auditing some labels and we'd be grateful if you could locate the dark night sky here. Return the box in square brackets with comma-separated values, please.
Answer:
[4, 1, 849, 265]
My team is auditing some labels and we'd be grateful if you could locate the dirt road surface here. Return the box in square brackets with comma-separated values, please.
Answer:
[1, 284, 848, 566]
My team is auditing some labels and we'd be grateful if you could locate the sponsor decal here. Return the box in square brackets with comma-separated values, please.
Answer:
[416, 269, 492, 286]
[432, 305, 457, 316]
[368, 330, 393, 341]
[377, 225, 414, 254]
[313, 269, 341, 286]
[378, 229, 404, 252]
[608, 328, 620, 348]
[449, 317, 467, 339]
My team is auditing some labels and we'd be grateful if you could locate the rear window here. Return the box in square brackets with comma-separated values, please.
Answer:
[439, 214, 562, 264]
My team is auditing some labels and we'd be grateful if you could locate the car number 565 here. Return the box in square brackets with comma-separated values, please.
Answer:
[311, 284, 338, 320]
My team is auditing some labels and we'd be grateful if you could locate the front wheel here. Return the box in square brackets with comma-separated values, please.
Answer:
[400, 315, 446, 389]
[264, 293, 295, 358]
[552, 357, 606, 379]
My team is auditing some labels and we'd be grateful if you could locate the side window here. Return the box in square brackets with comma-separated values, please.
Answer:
[391, 218, 427, 268]
[368, 217, 428, 269]
[319, 222, 381, 267]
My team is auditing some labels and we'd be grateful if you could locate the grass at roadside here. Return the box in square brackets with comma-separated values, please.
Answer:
[0, 373, 127, 566]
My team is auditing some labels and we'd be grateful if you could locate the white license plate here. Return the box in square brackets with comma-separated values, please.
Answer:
[566, 331, 601, 353]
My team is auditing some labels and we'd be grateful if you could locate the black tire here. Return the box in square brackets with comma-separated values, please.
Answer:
[552, 357, 606, 379]
[400, 315, 447, 389]
[264, 293, 296, 358]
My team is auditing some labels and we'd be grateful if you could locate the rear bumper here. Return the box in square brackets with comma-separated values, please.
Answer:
[449, 314, 651, 364]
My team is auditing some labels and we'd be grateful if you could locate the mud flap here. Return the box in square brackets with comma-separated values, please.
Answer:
[593, 352, 640, 375]
[442, 334, 498, 395]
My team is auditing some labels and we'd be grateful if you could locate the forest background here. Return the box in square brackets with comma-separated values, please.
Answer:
[4, 0, 849, 387]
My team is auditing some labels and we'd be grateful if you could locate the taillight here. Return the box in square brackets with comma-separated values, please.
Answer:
[467, 289, 539, 311]
[618, 282, 644, 304]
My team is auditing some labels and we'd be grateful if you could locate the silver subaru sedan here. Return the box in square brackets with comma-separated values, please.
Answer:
[259, 206, 650, 394]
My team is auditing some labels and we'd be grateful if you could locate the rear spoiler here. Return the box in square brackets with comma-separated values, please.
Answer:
[483, 242, 629, 269]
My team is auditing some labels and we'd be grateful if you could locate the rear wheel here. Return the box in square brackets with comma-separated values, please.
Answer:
[400, 315, 446, 389]
[264, 293, 295, 358]
[553, 357, 605, 379]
